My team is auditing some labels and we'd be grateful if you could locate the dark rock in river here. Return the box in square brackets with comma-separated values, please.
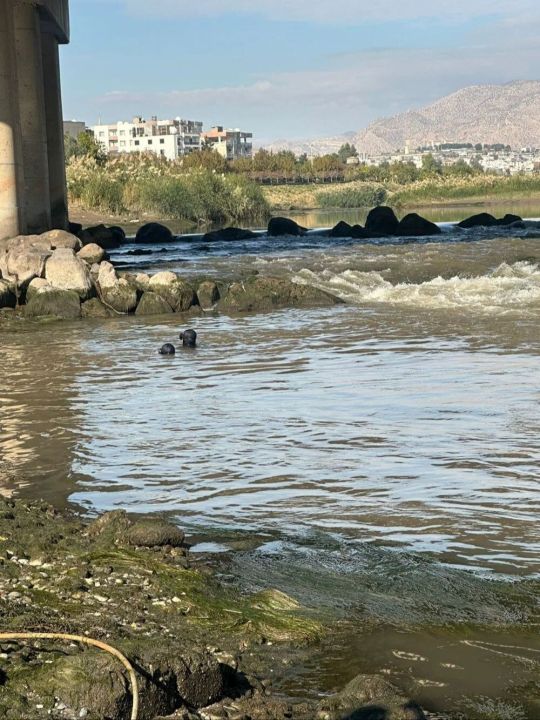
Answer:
[398, 213, 442, 237]
[458, 212, 498, 228]
[135, 222, 174, 244]
[25, 289, 81, 319]
[203, 227, 258, 242]
[318, 673, 427, 720]
[135, 291, 174, 316]
[127, 519, 185, 547]
[329, 221, 353, 237]
[80, 224, 124, 250]
[365, 206, 400, 235]
[498, 213, 523, 226]
[218, 275, 341, 313]
[68, 221, 83, 236]
[267, 217, 306, 237]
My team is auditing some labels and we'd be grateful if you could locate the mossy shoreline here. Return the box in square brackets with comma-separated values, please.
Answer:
[0, 498, 431, 720]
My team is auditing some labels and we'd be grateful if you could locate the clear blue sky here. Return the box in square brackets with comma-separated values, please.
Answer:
[61, 0, 539, 142]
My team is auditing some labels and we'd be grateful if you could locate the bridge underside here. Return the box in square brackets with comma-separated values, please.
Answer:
[0, 0, 70, 240]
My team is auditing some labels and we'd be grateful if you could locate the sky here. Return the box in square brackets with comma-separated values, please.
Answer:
[61, 0, 540, 143]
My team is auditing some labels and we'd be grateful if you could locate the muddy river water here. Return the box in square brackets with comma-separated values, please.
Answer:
[1, 218, 540, 716]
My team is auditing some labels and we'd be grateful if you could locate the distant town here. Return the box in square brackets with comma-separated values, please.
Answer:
[64, 117, 540, 176]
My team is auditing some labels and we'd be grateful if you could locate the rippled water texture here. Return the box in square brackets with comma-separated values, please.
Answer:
[1, 229, 540, 580]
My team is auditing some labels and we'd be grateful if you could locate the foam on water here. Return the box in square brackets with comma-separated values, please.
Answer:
[294, 261, 540, 315]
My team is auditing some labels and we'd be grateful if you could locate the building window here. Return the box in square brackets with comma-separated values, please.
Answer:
[134, 140, 140, 146]
[160, 139, 165, 144]
[148, 139, 152, 145]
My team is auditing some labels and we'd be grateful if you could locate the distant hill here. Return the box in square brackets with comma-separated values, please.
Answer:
[265, 81, 540, 156]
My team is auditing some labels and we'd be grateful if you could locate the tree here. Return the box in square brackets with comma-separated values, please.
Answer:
[421, 153, 443, 175]
[64, 131, 106, 164]
[338, 143, 358, 163]
[181, 148, 227, 173]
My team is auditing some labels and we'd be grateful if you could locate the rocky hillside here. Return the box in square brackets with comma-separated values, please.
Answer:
[266, 81, 540, 156]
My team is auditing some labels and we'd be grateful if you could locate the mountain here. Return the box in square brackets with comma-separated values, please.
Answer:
[265, 81, 540, 156]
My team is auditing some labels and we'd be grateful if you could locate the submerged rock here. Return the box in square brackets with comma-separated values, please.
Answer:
[80, 224, 125, 250]
[365, 206, 400, 235]
[458, 212, 498, 228]
[498, 213, 523, 226]
[397, 213, 441, 237]
[329, 221, 354, 237]
[218, 276, 341, 313]
[81, 297, 113, 318]
[97, 262, 138, 313]
[25, 289, 81, 319]
[267, 217, 306, 237]
[148, 272, 197, 312]
[25, 277, 51, 302]
[203, 227, 258, 242]
[135, 222, 173, 244]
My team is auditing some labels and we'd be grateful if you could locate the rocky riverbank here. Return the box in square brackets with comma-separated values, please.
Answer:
[0, 498, 429, 720]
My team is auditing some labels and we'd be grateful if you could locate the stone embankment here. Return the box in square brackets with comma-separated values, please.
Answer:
[0, 498, 427, 720]
[0, 223, 340, 322]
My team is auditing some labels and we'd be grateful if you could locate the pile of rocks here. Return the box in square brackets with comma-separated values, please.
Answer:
[0, 225, 340, 321]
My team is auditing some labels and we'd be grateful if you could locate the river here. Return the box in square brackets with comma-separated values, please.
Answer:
[1, 214, 540, 717]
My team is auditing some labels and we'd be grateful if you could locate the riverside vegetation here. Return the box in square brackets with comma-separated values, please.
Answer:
[65, 136, 540, 222]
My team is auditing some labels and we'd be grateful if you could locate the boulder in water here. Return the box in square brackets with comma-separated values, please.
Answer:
[135, 291, 174, 316]
[97, 262, 138, 313]
[25, 289, 81, 319]
[329, 221, 353, 237]
[365, 206, 400, 235]
[81, 297, 113, 318]
[397, 213, 441, 237]
[80, 224, 124, 250]
[497, 213, 523, 226]
[40, 229, 82, 251]
[148, 272, 197, 312]
[135, 222, 173, 244]
[218, 275, 341, 313]
[267, 217, 306, 237]
[45, 248, 94, 300]
[458, 212, 498, 229]
[77, 243, 107, 265]
[202, 227, 258, 242]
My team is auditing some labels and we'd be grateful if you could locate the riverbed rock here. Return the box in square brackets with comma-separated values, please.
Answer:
[126, 520, 185, 548]
[77, 243, 106, 265]
[458, 212, 498, 228]
[203, 227, 258, 242]
[267, 217, 306, 237]
[218, 276, 341, 313]
[135, 291, 174, 316]
[365, 206, 400, 235]
[397, 213, 442, 237]
[81, 297, 113, 318]
[197, 280, 220, 310]
[148, 272, 197, 312]
[135, 222, 173, 244]
[134, 272, 151, 292]
[80, 224, 124, 250]
[45, 248, 94, 299]
[498, 213, 523, 226]
[0, 279, 16, 309]
[25, 289, 81, 319]
[318, 674, 426, 720]
[41, 229, 82, 251]
[329, 221, 354, 237]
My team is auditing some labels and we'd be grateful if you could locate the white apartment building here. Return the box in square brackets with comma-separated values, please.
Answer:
[92, 116, 203, 161]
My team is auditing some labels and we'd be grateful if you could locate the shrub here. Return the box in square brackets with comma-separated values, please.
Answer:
[317, 184, 387, 208]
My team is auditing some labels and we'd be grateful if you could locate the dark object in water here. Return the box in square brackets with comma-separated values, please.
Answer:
[159, 343, 176, 355]
[458, 213, 498, 229]
[202, 227, 258, 242]
[329, 221, 353, 237]
[68, 221, 83, 236]
[398, 213, 442, 237]
[180, 329, 197, 348]
[365, 206, 400, 236]
[267, 217, 306, 237]
[497, 213, 523, 226]
[136, 222, 173, 244]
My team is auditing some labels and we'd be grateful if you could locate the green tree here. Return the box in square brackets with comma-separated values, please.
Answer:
[421, 153, 443, 175]
[64, 131, 106, 164]
[337, 143, 358, 163]
[181, 148, 227, 173]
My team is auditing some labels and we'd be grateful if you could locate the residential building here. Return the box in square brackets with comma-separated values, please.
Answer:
[202, 126, 253, 161]
[63, 120, 88, 140]
[92, 116, 203, 161]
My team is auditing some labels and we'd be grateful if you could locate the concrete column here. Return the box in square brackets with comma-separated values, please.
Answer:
[0, 0, 25, 240]
[13, 2, 51, 233]
[41, 29, 68, 229]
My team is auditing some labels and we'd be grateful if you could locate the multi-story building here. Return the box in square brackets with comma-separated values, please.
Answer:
[92, 116, 203, 161]
[201, 126, 253, 161]
[63, 120, 88, 140]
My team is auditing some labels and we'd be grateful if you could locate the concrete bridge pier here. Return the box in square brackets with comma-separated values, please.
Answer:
[0, 0, 70, 241]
